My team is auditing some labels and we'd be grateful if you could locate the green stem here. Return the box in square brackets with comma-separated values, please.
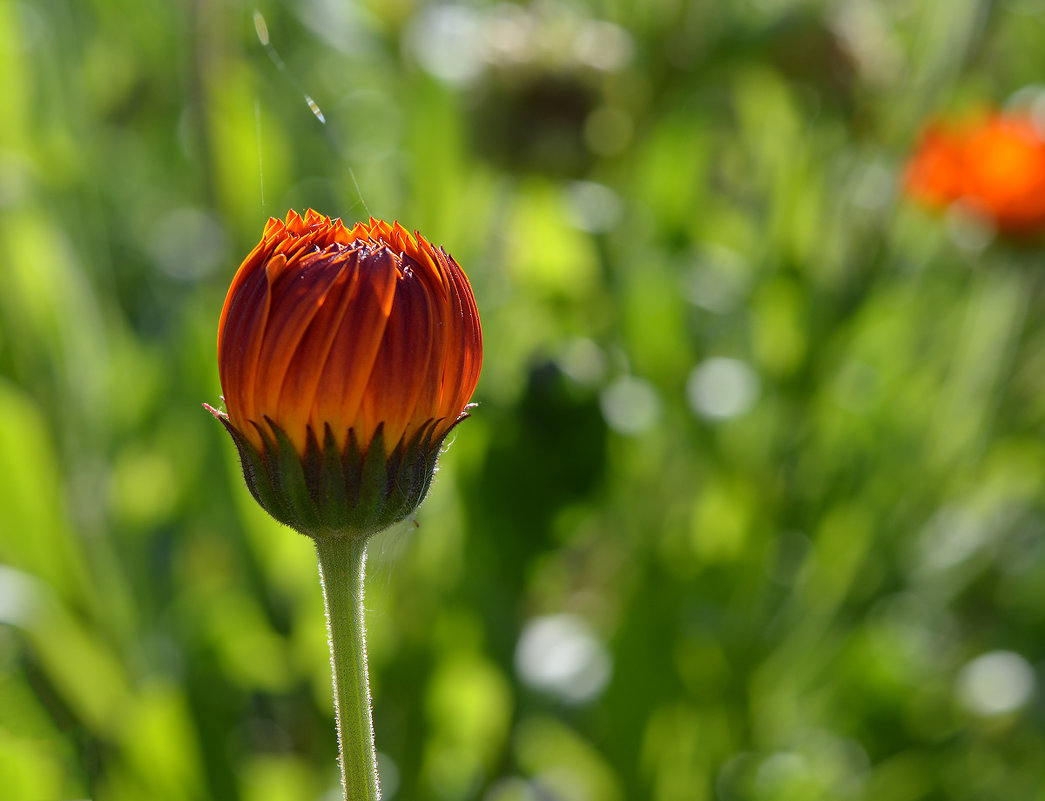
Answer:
[316, 535, 381, 801]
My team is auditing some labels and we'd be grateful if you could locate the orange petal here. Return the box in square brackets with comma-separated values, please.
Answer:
[276, 255, 357, 437]
[218, 256, 276, 441]
[360, 261, 437, 446]
[437, 253, 482, 424]
[310, 246, 398, 450]
[254, 251, 346, 450]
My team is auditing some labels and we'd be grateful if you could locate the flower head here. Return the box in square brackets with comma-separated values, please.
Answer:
[904, 110, 1045, 235]
[207, 209, 482, 538]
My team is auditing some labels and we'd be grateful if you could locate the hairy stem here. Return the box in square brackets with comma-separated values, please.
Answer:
[316, 535, 381, 801]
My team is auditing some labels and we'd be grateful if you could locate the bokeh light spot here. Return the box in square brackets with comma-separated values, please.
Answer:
[565, 180, 622, 232]
[404, 5, 484, 86]
[514, 614, 612, 704]
[686, 358, 760, 421]
[556, 337, 607, 386]
[956, 650, 1035, 717]
[599, 375, 660, 434]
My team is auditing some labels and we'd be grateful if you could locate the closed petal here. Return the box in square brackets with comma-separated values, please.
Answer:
[218, 256, 274, 441]
[310, 246, 398, 449]
[437, 253, 482, 426]
[255, 252, 345, 449]
[402, 253, 450, 429]
[277, 254, 357, 444]
[360, 256, 439, 447]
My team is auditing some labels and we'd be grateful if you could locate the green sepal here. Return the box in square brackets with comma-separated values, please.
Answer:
[384, 420, 440, 523]
[265, 418, 324, 534]
[205, 408, 283, 517]
[316, 424, 348, 532]
[205, 404, 457, 542]
[341, 428, 364, 518]
[352, 425, 391, 533]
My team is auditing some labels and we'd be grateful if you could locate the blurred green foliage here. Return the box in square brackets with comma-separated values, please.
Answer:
[2, 0, 1045, 799]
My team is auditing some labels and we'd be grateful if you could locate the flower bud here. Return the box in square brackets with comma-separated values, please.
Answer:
[206, 210, 482, 539]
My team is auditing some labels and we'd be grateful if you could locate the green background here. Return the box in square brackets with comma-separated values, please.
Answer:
[2, 0, 1044, 799]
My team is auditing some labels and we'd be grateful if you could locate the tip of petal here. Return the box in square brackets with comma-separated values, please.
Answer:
[284, 209, 306, 229]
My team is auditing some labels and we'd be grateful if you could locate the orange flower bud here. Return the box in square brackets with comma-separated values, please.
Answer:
[904, 110, 1045, 236]
[206, 209, 482, 539]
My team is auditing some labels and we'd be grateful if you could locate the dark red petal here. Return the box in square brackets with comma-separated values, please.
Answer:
[218, 255, 275, 437]
[359, 256, 438, 447]
[402, 253, 451, 427]
[253, 251, 346, 448]
[437, 253, 482, 424]
[275, 252, 359, 437]
[310, 246, 398, 449]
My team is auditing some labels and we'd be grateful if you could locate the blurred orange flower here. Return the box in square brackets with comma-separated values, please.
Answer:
[904, 110, 1045, 235]
[207, 209, 482, 537]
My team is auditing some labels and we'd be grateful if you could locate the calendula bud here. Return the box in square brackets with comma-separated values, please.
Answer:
[206, 209, 482, 540]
